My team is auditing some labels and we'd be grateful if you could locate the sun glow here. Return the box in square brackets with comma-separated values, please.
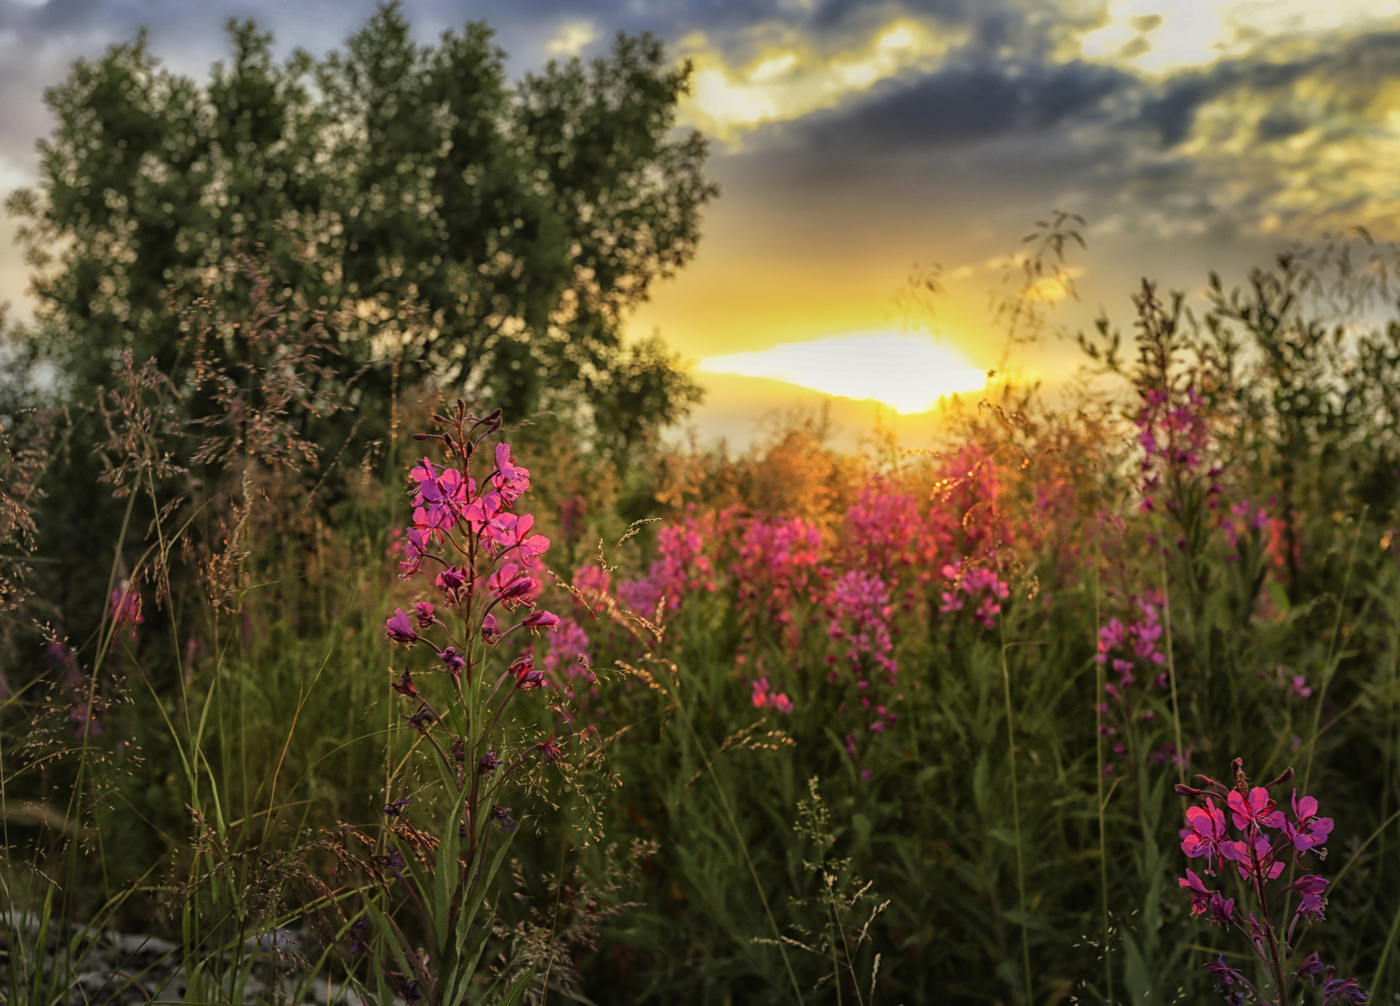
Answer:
[699, 330, 988, 414]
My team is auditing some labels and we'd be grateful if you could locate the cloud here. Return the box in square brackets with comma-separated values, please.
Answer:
[677, 16, 968, 143]
[545, 19, 597, 57]
[791, 55, 1131, 154]
[1076, 0, 1400, 76]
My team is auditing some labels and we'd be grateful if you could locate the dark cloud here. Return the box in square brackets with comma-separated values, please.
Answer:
[795, 57, 1132, 154]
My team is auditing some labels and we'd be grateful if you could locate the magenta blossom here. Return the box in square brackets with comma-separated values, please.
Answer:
[1285, 790, 1334, 856]
[1181, 797, 1230, 873]
[1228, 787, 1286, 831]
[435, 565, 467, 594]
[1294, 874, 1329, 920]
[521, 610, 560, 631]
[385, 609, 419, 644]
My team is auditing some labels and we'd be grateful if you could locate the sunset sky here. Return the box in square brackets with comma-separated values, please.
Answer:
[3, 0, 1399, 443]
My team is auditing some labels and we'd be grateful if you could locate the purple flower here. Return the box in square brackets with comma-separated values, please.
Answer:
[373, 849, 407, 885]
[347, 919, 371, 955]
[1298, 952, 1327, 979]
[380, 797, 413, 817]
[438, 646, 465, 673]
[481, 613, 499, 643]
[1323, 974, 1369, 1004]
[435, 565, 467, 594]
[414, 601, 436, 628]
[489, 805, 518, 831]
[384, 609, 419, 644]
[478, 751, 501, 774]
[521, 610, 560, 631]
[1204, 955, 1243, 986]
[1294, 874, 1329, 920]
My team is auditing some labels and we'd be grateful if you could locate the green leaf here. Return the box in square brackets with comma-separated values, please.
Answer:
[499, 961, 540, 1006]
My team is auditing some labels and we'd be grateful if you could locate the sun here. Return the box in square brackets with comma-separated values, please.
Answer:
[699, 330, 988, 414]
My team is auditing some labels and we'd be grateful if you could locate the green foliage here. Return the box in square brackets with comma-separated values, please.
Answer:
[4, 2, 714, 450]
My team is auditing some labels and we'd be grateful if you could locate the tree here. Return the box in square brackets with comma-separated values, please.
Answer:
[4, 3, 716, 450]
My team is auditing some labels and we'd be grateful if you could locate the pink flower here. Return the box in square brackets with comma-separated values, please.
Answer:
[487, 513, 550, 566]
[384, 609, 418, 644]
[1227, 787, 1286, 831]
[521, 610, 560, 631]
[1181, 797, 1230, 873]
[493, 442, 530, 500]
[490, 564, 535, 607]
[771, 693, 794, 713]
[414, 601, 436, 628]
[1285, 790, 1334, 856]
[1224, 834, 1285, 881]
[751, 678, 770, 709]
[435, 565, 467, 594]
[110, 581, 143, 632]
[1294, 874, 1329, 919]
[1178, 869, 1213, 916]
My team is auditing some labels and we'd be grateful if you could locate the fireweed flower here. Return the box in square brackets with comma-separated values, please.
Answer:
[537, 735, 562, 765]
[384, 609, 419, 644]
[1228, 787, 1286, 831]
[480, 613, 499, 643]
[521, 610, 560, 631]
[1322, 974, 1369, 1004]
[1179, 762, 1365, 1004]
[348, 919, 371, 955]
[1285, 790, 1334, 855]
[509, 655, 544, 690]
[377, 410, 570, 1003]
[391, 669, 418, 699]
[373, 850, 407, 885]
[435, 565, 467, 595]
[1294, 874, 1330, 919]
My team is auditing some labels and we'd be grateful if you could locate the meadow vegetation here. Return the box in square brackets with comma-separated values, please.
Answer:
[5, 9, 1400, 1006]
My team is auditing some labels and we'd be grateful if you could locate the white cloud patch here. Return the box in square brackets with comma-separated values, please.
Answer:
[679, 19, 966, 144]
[1077, 0, 1400, 75]
[546, 20, 599, 58]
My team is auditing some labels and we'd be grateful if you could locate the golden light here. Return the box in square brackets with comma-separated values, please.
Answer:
[1075, 0, 1400, 75]
[679, 19, 964, 143]
[699, 330, 988, 415]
